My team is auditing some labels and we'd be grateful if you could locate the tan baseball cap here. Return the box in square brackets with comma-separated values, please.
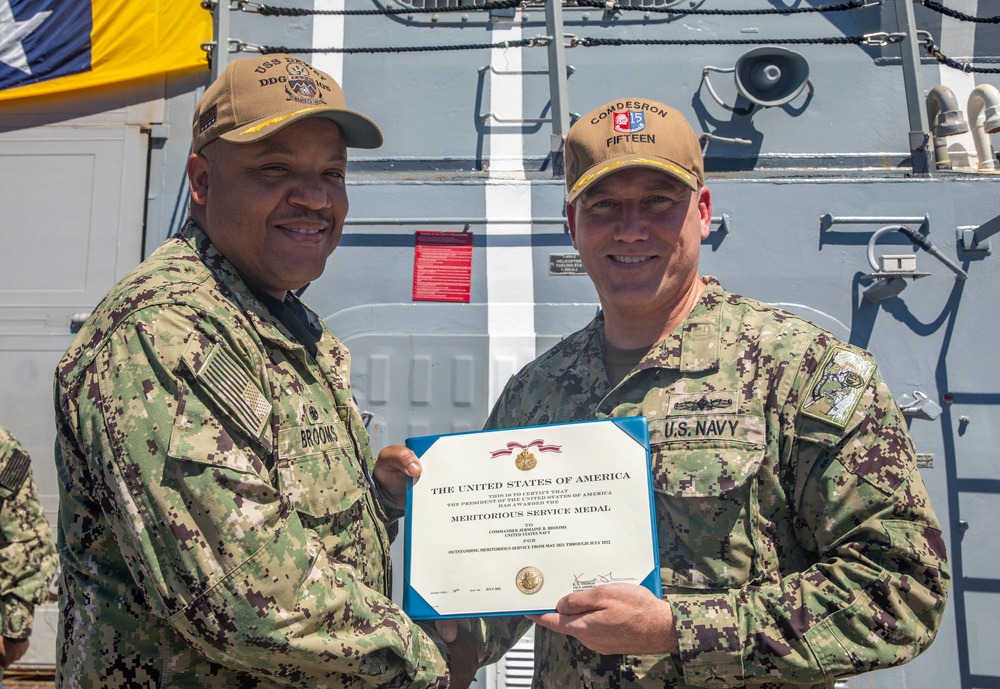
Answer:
[192, 54, 382, 153]
[564, 98, 704, 202]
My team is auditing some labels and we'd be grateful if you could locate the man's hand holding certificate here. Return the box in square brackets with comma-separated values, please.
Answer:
[403, 417, 660, 620]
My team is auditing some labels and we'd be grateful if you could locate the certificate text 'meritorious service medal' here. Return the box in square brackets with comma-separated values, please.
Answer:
[403, 417, 659, 620]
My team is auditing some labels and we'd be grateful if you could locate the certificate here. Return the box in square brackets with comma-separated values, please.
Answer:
[403, 417, 660, 620]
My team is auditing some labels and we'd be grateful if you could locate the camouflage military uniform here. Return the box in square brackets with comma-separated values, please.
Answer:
[0, 427, 57, 678]
[481, 277, 949, 689]
[53, 221, 448, 688]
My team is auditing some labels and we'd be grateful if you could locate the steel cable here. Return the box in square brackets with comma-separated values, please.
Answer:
[921, 36, 1000, 73]
[576, 36, 863, 48]
[261, 38, 540, 54]
[245, 0, 869, 18]
[573, 0, 869, 15]
[246, 0, 521, 16]
[919, 0, 1000, 24]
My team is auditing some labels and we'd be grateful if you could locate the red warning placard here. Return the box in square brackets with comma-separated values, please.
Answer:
[412, 231, 473, 303]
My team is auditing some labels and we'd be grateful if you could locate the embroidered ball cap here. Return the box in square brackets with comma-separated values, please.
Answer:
[564, 98, 704, 202]
[191, 54, 383, 153]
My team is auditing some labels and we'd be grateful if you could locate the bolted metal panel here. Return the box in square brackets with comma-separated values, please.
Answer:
[368, 354, 392, 404]
[410, 354, 433, 405]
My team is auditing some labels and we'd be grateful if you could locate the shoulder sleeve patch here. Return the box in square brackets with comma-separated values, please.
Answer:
[801, 345, 877, 428]
[182, 339, 271, 439]
[0, 448, 31, 501]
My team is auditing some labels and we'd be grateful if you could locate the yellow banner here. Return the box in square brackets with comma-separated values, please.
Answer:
[0, 0, 211, 102]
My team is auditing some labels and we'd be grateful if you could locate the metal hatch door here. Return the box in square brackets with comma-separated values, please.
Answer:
[0, 123, 148, 664]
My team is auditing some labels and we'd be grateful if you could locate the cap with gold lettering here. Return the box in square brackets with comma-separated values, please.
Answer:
[564, 98, 703, 202]
[191, 54, 382, 153]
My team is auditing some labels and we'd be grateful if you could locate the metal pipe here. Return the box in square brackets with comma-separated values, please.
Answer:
[926, 85, 970, 137]
[545, 0, 571, 177]
[866, 225, 908, 272]
[700, 67, 744, 113]
[345, 217, 568, 227]
[896, 225, 970, 281]
[892, 0, 931, 173]
[480, 113, 557, 125]
[926, 85, 970, 170]
[700, 132, 753, 150]
[342, 215, 735, 237]
[820, 214, 929, 233]
[209, 0, 230, 81]
[479, 64, 575, 77]
[968, 84, 1000, 170]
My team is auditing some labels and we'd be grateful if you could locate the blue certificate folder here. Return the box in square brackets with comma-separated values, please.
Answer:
[403, 416, 661, 621]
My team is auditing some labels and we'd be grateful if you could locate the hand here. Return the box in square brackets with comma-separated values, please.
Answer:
[0, 636, 30, 668]
[373, 444, 422, 510]
[435, 619, 483, 689]
[526, 583, 678, 656]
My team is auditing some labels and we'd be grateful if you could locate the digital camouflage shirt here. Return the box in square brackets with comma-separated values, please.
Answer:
[480, 278, 949, 689]
[53, 221, 449, 688]
[0, 426, 57, 667]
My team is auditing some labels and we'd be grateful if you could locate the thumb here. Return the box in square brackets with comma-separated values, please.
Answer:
[434, 619, 458, 644]
[556, 589, 600, 616]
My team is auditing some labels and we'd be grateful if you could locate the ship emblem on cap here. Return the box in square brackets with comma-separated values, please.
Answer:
[286, 62, 324, 104]
[613, 110, 645, 134]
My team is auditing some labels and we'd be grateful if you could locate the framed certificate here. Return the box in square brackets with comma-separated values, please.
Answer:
[403, 417, 660, 620]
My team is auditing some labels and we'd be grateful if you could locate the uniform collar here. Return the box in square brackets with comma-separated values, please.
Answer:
[550, 314, 614, 410]
[548, 277, 725, 408]
[637, 277, 724, 375]
[178, 219, 324, 355]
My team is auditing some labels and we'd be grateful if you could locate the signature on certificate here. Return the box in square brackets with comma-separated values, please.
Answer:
[573, 572, 637, 589]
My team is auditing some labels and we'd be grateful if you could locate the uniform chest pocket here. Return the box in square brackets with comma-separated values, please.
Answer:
[650, 434, 764, 591]
[275, 428, 385, 582]
[276, 425, 367, 520]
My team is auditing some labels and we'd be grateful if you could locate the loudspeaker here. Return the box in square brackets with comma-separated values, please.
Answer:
[734, 46, 810, 107]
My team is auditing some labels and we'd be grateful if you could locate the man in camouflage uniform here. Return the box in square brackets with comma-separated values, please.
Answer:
[0, 426, 57, 680]
[53, 55, 471, 688]
[475, 99, 950, 688]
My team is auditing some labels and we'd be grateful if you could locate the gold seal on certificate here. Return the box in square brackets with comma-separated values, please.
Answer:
[516, 566, 544, 595]
[403, 417, 660, 620]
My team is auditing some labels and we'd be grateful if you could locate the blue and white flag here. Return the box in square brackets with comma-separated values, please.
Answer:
[0, 0, 210, 102]
[0, 0, 91, 92]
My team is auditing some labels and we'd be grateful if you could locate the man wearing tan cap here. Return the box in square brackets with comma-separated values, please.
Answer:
[53, 54, 476, 688]
[475, 99, 949, 688]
